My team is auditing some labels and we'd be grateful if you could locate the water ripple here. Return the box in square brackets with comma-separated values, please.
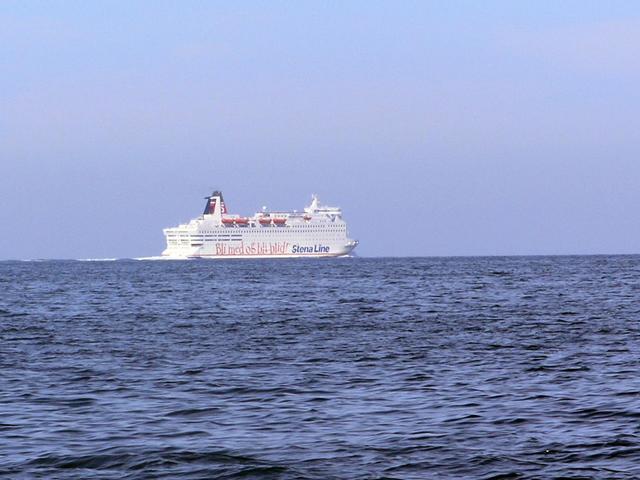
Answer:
[1, 256, 640, 478]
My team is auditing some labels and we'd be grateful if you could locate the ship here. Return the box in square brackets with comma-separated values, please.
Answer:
[161, 191, 358, 258]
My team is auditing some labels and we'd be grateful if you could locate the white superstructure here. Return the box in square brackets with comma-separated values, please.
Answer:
[162, 191, 358, 258]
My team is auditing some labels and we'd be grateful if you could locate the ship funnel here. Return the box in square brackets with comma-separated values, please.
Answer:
[203, 190, 227, 217]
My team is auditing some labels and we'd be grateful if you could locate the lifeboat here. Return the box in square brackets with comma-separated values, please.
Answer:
[235, 217, 249, 225]
[259, 217, 272, 225]
[303, 215, 312, 221]
[273, 218, 287, 225]
[221, 218, 235, 225]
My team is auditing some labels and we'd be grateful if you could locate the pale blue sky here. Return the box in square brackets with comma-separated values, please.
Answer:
[1, 1, 639, 258]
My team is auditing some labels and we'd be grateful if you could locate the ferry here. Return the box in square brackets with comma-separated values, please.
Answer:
[162, 191, 358, 258]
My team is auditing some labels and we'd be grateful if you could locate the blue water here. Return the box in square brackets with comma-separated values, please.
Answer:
[2, 256, 640, 479]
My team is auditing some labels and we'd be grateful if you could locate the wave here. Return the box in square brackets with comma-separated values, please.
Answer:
[21, 446, 296, 479]
[134, 256, 190, 261]
[76, 258, 120, 262]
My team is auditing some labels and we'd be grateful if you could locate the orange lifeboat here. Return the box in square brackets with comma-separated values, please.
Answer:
[235, 217, 249, 225]
[221, 218, 235, 225]
[273, 218, 287, 225]
[259, 217, 271, 225]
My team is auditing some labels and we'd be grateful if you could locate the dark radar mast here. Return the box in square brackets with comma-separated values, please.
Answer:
[203, 191, 228, 216]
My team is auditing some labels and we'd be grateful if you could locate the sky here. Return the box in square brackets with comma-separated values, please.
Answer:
[1, 1, 639, 259]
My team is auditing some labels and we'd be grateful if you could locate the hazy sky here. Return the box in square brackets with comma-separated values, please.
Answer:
[2, 1, 639, 259]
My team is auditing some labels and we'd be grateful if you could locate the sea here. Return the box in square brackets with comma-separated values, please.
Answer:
[1, 256, 640, 479]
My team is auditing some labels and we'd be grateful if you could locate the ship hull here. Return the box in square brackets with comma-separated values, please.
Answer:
[162, 243, 357, 259]
[180, 253, 353, 259]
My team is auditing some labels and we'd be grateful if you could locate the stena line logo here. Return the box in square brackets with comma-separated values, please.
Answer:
[292, 244, 330, 254]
